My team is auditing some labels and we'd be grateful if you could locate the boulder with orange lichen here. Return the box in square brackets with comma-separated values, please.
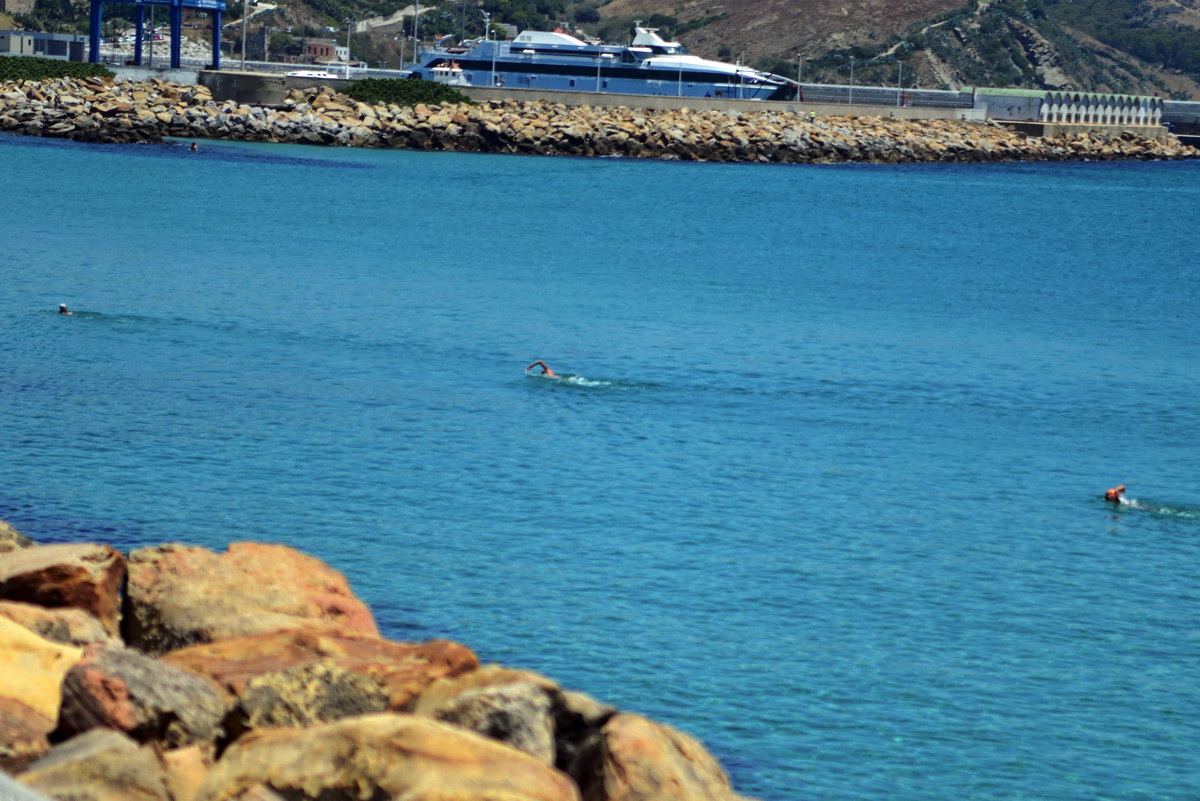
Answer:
[123, 543, 379, 655]
[161, 629, 478, 719]
[194, 713, 580, 801]
[570, 714, 757, 801]
[0, 543, 126, 636]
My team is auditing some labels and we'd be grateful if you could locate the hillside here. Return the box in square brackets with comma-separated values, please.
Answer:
[598, 0, 1200, 97]
[8, 0, 1200, 97]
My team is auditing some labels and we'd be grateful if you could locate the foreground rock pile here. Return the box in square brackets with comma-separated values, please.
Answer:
[0, 75, 1195, 163]
[0, 520, 754, 801]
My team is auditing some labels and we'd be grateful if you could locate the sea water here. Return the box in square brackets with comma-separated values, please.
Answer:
[2, 133, 1198, 801]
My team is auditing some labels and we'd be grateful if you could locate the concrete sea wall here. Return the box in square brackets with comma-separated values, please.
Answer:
[1, 75, 1196, 163]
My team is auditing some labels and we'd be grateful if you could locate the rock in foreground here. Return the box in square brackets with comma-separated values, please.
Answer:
[0, 543, 125, 636]
[195, 714, 580, 801]
[0, 519, 760, 801]
[124, 542, 378, 655]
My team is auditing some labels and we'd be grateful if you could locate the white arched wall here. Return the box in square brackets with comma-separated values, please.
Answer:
[1039, 92, 1162, 126]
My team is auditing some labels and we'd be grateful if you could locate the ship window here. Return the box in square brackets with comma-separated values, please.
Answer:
[570, 79, 575, 87]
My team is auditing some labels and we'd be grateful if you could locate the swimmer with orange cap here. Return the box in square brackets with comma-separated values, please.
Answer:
[1104, 484, 1127, 503]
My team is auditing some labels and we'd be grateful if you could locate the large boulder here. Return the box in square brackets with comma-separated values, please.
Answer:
[412, 665, 559, 713]
[0, 519, 33, 553]
[124, 543, 378, 655]
[162, 629, 478, 711]
[413, 665, 614, 771]
[0, 617, 83, 722]
[56, 642, 225, 749]
[0, 697, 55, 773]
[159, 744, 212, 801]
[224, 659, 388, 739]
[429, 679, 556, 764]
[569, 714, 753, 801]
[17, 728, 171, 801]
[0, 600, 115, 647]
[194, 713, 580, 801]
[0, 543, 126, 636]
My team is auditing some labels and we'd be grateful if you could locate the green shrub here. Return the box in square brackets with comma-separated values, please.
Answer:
[345, 77, 473, 106]
[0, 55, 114, 82]
[573, 6, 600, 24]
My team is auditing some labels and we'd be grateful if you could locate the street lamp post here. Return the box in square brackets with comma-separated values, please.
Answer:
[896, 61, 902, 107]
[412, 0, 419, 69]
[796, 53, 802, 103]
[848, 56, 855, 104]
[482, 11, 495, 86]
[345, 19, 352, 79]
[238, 0, 258, 70]
[241, 1, 248, 69]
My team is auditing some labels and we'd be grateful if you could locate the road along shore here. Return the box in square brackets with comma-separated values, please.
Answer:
[1, 75, 1195, 163]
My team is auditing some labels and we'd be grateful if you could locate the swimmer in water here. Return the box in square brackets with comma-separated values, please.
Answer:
[525, 360, 556, 378]
[1104, 484, 1127, 504]
[58, 304, 74, 315]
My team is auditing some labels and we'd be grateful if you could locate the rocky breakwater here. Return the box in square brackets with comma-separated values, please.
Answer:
[0, 518, 759, 801]
[0, 75, 1195, 163]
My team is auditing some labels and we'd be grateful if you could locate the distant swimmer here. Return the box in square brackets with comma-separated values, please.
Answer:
[1104, 484, 1127, 503]
[58, 304, 74, 315]
[525, 360, 556, 378]
[190, 142, 198, 152]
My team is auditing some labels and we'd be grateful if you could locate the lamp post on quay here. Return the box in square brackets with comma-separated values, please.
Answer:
[796, 53, 803, 102]
[240, 0, 258, 70]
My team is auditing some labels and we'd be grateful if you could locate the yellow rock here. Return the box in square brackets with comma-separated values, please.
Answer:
[579, 714, 749, 801]
[0, 617, 82, 720]
[195, 714, 578, 801]
[160, 745, 211, 801]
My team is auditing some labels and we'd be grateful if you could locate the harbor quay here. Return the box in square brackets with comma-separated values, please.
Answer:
[0, 73, 1195, 163]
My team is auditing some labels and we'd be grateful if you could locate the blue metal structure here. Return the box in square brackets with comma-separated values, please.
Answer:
[88, 0, 227, 69]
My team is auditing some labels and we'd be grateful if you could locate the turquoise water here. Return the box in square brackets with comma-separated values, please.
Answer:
[3, 133, 1198, 800]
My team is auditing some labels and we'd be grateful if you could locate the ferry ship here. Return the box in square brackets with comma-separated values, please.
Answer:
[407, 26, 799, 101]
